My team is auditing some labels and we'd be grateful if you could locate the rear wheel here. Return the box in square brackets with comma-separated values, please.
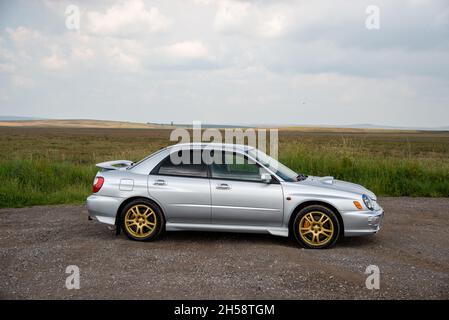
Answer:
[120, 199, 164, 241]
[293, 205, 340, 249]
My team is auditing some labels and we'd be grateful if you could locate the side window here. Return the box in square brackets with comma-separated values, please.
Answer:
[210, 152, 268, 182]
[156, 150, 207, 178]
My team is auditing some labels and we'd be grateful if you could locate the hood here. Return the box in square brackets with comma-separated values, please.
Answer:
[303, 176, 377, 200]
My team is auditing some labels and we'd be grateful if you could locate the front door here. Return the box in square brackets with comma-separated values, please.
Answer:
[210, 151, 284, 227]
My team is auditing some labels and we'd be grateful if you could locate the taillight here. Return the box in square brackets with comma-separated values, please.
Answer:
[92, 176, 104, 193]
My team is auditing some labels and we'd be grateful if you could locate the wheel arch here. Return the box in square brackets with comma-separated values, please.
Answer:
[288, 200, 344, 236]
[115, 196, 165, 235]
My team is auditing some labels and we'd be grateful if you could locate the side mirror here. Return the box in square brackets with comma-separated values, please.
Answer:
[261, 173, 272, 184]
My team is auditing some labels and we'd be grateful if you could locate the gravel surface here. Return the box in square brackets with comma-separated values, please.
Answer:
[0, 197, 448, 299]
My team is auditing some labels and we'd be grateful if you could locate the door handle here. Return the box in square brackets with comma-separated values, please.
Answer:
[153, 179, 166, 186]
[216, 183, 231, 190]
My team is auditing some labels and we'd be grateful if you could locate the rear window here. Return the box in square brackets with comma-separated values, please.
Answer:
[156, 150, 207, 178]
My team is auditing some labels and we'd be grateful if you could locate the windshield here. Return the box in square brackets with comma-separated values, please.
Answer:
[247, 149, 306, 182]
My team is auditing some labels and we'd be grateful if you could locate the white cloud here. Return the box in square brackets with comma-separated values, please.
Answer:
[214, 0, 250, 33]
[192, 0, 213, 5]
[6, 26, 46, 64]
[6, 26, 43, 46]
[0, 37, 14, 69]
[4, 24, 145, 73]
[106, 45, 141, 71]
[41, 51, 68, 70]
[213, 0, 291, 38]
[1, 0, 448, 126]
[11, 75, 34, 88]
[165, 41, 210, 59]
[0, 63, 15, 73]
[86, 0, 172, 36]
[71, 46, 96, 61]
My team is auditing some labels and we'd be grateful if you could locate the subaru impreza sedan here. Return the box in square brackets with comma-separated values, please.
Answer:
[87, 143, 384, 249]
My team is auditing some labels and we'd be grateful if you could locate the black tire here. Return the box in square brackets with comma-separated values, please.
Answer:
[292, 205, 340, 249]
[120, 199, 164, 241]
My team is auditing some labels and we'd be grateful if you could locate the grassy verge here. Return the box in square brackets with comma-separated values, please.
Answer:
[0, 160, 97, 208]
[281, 152, 449, 197]
[0, 127, 448, 208]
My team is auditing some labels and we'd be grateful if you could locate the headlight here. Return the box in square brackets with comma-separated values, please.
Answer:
[362, 194, 374, 211]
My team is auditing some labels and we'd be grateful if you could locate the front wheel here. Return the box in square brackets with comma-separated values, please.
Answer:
[120, 199, 164, 241]
[293, 205, 340, 249]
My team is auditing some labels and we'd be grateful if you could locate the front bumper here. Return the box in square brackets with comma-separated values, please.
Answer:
[86, 194, 123, 226]
[342, 207, 384, 237]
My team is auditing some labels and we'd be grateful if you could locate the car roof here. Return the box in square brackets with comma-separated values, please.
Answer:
[167, 143, 255, 153]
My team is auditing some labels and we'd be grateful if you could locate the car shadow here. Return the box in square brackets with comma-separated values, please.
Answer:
[155, 230, 379, 249]
[337, 234, 381, 248]
[94, 222, 379, 249]
[157, 230, 298, 248]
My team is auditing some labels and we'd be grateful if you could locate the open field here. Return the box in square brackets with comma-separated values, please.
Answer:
[0, 119, 170, 129]
[0, 197, 448, 299]
[0, 126, 448, 208]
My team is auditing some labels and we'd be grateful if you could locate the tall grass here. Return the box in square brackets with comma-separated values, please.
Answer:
[0, 127, 448, 208]
[280, 151, 449, 197]
[0, 160, 97, 208]
[279, 137, 449, 197]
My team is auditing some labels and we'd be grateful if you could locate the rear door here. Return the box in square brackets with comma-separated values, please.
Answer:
[210, 151, 284, 227]
[147, 149, 211, 224]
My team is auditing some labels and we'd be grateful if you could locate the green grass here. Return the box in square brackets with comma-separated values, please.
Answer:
[0, 127, 448, 208]
[0, 160, 97, 207]
[278, 135, 449, 197]
[281, 151, 449, 197]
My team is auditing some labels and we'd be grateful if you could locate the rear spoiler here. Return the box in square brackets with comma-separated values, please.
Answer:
[95, 160, 134, 171]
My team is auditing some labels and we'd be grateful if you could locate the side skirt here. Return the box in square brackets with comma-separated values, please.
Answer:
[165, 222, 289, 237]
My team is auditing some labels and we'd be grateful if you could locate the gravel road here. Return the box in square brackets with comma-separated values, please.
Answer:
[0, 197, 448, 299]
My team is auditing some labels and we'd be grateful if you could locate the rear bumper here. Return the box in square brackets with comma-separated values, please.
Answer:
[86, 195, 123, 226]
[342, 207, 384, 237]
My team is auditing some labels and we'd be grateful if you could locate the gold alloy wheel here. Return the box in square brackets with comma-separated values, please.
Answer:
[299, 211, 334, 247]
[124, 204, 157, 238]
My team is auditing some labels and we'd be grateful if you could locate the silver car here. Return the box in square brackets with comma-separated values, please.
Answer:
[87, 143, 384, 249]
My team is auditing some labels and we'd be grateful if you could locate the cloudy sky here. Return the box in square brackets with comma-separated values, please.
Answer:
[0, 0, 448, 127]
